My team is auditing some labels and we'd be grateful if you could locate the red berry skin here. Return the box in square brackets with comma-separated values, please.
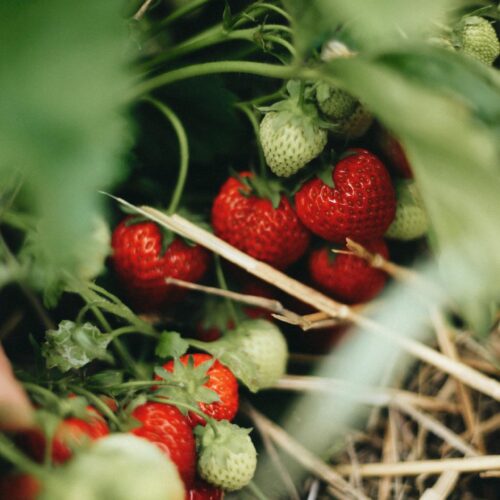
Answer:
[211, 172, 310, 269]
[0, 474, 40, 500]
[309, 239, 389, 304]
[21, 406, 109, 464]
[377, 128, 413, 178]
[160, 354, 239, 427]
[131, 402, 196, 488]
[187, 478, 224, 500]
[112, 218, 210, 311]
[295, 149, 396, 243]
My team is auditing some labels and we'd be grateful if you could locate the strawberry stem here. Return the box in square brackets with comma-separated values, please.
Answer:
[0, 434, 44, 477]
[215, 256, 240, 327]
[144, 98, 189, 216]
[67, 385, 124, 431]
[132, 61, 299, 98]
[235, 102, 267, 179]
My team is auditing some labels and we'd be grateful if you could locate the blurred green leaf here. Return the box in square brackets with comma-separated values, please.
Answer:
[0, 0, 134, 301]
[155, 331, 189, 359]
[282, 0, 454, 56]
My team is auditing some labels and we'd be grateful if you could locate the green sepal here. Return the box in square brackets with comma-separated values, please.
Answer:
[153, 355, 220, 414]
[222, 1, 233, 32]
[233, 171, 287, 210]
[155, 331, 189, 359]
[316, 164, 335, 188]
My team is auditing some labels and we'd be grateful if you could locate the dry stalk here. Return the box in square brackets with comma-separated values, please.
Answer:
[419, 471, 460, 500]
[254, 420, 300, 500]
[272, 375, 460, 414]
[133, 0, 156, 20]
[110, 199, 500, 402]
[378, 409, 400, 500]
[431, 309, 485, 453]
[342, 238, 444, 302]
[164, 276, 307, 327]
[393, 400, 479, 457]
[332, 455, 500, 477]
[245, 405, 370, 500]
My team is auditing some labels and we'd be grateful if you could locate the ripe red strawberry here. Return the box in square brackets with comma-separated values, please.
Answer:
[158, 354, 239, 427]
[295, 149, 396, 242]
[376, 127, 413, 178]
[130, 402, 196, 488]
[187, 478, 224, 500]
[112, 217, 210, 311]
[0, 474, 40, 500]
[21, 406, 109, 464]
[211, 172, 310, 269]
[309, 239, 389, 304]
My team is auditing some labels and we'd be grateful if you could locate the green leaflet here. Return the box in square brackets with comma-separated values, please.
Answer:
[42, 321, 113, 372]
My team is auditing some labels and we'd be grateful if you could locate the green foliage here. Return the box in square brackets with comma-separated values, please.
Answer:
[42, 321, 113, 372]
[0, 0, 133, 304]
[283, 0, 454, 56]
[155, 331, 190, 359]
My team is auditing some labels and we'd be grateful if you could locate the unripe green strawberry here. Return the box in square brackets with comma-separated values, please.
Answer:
[316, 83, 357, 120]
[234, 319, 288, 389]
[259, 81, 328, 177]
[332, 104, 373, 139]
[385, 180, 428, 241]
[453, 16, 500, 66]
[196, 421, 257, 491]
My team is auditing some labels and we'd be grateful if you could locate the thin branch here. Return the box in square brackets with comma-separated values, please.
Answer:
[165, 276, 307, 327]
[271, 375, 461, 414]
[104, 200, 500, 402]
[393, 400, 479, 457]
[245, 405, 370, 500]
[432, 309, 485, 453]
[420, 471, 460, 500]
[332, 456, 500, 478]
[133, 0, 156, 20]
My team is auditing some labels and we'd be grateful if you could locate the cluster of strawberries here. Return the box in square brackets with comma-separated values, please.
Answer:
[5, 353, 253, 499]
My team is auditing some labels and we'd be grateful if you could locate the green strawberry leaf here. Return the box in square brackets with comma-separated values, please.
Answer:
[155, 331, 189, 359]
[42, 321, 113, 373]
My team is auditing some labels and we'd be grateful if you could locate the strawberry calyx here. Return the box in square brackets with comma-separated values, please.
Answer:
[258, 80, 331, 140]
[195, 420, 252, 456]
[233, 170, 287, 209]
[153, 356, 220, 417]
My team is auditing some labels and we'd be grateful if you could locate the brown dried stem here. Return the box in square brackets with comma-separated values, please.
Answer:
[165, 276, 306, 327]
[245, 405, 370, 500]
[272, 375, 460, 413]
[332, 456, 500, 477]
[109, 201, 500, 401]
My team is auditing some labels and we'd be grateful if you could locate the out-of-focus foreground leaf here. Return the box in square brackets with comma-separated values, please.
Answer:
[323, 53, 500, 333]
[283, 0, 454, 56]
[0, 0, 134, 303]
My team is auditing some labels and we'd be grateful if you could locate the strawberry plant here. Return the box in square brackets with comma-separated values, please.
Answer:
[1, 0, 500, 499]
